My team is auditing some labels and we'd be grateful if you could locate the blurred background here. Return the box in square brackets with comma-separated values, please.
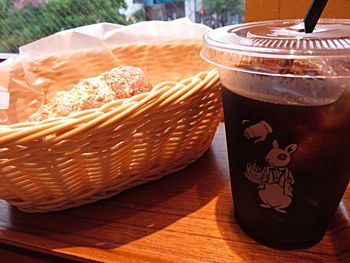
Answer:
[1, 0, 349, 54]
[0, 0, 245, 53]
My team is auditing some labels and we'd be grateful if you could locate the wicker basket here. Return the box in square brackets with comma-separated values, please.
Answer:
[0, 43, 223, 213]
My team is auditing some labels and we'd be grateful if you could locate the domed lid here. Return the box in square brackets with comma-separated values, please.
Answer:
[201, 19, 350, 78]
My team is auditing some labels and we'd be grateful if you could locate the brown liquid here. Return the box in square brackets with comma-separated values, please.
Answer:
[222, 86, 350, 249]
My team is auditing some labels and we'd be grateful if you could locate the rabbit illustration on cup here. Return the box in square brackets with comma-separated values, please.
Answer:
[258, 140, 297, 213]
[245, 139, 297, 213]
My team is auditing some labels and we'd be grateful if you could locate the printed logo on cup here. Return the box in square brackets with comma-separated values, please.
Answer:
[243, 120, 298, 214]
[242, 120, 273, 144]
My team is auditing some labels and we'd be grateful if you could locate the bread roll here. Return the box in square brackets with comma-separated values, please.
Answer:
[29, 66, 152, 121]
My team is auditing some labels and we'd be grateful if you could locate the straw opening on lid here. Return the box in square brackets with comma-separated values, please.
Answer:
[304, 0, 329, 33]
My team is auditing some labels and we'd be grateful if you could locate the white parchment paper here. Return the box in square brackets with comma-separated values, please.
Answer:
[0, 19, 212, 124]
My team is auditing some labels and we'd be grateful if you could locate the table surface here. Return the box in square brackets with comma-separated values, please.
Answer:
[0, 123, 349, 263]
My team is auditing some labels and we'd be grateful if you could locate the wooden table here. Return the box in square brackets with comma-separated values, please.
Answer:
[0, 124, 349, 262]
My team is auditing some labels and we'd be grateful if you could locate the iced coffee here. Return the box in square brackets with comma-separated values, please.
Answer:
[201, 19, 350, 248]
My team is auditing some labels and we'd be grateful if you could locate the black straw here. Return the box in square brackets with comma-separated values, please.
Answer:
[304, 0, 329, 33]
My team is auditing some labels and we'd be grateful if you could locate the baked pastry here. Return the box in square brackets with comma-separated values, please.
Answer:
[29, 66, 152, 121]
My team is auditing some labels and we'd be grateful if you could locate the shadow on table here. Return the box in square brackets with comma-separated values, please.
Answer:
[328, 200, 350, 262]
[6, 145, 225, 251]
[215, 193, 350, 263]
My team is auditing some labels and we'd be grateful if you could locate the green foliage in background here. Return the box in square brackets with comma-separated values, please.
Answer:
[203, 0, 244, 27]
[131, 8, 146, 23]
[0, 0, 129, 53]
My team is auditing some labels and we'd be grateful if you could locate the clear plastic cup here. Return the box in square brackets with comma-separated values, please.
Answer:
[201, 19, 350, 249]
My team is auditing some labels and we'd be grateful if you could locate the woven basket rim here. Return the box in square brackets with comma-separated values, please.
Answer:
[0, 68, 219, 144]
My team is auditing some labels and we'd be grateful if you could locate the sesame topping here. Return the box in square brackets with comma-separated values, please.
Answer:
[29, 66, 152, 121]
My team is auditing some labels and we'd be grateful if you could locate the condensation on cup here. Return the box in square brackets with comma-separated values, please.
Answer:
[201, 19, 350, 249]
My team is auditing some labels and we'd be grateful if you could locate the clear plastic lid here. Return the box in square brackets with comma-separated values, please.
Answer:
[201, 19, 350, 78]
